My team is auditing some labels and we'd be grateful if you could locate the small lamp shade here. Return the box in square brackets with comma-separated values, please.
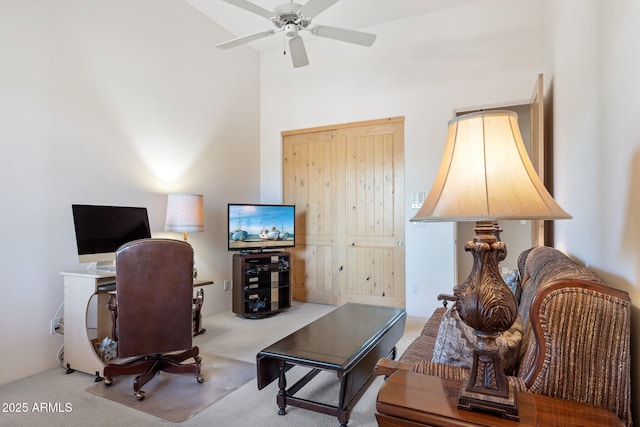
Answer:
[165, 193, 205, 235]
[411, 110, 571, 223]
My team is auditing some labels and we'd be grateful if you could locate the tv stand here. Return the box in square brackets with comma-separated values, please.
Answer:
[232, 252, 291, 318]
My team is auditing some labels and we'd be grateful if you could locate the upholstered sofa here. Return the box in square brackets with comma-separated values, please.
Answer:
[376, 246, 632, 426]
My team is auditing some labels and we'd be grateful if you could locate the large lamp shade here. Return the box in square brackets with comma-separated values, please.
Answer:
[411, 110, 571, 223]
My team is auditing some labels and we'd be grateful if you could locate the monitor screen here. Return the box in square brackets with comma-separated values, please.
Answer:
[72, 204, 151, 265]
[228, 203, 295, 252]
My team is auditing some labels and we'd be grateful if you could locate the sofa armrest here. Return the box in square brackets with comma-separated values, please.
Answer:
[374, 358, 412, 377]
[520, 278, 631, 427]
[437, 293, 456, 307]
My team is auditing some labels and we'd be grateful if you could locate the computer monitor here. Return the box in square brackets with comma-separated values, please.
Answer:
[71, 204, 151, 270]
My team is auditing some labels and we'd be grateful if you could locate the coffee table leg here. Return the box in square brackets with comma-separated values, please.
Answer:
[277, 361, 287, 415]
[338, 413, 348, 427]
[337, 373, 350, 426]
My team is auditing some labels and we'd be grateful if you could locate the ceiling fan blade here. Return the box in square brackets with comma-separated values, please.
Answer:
[216, 30, 276, 49]
[219, 0, 273, 19]
[310, 25, 376, 47]
[289, 36, 310, 68]
[299, 0, 341, 18]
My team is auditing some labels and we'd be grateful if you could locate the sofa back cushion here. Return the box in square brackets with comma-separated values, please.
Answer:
[517, 246, 604, 338]
[517, 246, 605, 370]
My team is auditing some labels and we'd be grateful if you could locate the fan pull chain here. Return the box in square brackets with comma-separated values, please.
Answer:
[283, 32, 287, 56]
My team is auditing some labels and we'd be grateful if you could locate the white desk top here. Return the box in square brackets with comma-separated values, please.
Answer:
[60, 269, 116, 279]
[60, 270, 213, 287]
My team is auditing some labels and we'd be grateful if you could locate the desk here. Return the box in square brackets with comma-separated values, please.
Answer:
[60, 270, 212, 380]
[376, 371, 622, 426]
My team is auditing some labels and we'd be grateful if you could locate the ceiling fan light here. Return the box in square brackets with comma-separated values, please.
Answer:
[285, 23, 299, 38]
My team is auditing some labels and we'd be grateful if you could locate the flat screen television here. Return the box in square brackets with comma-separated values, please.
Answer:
[228, 203, 295, 252]
[72, 204, 151, 269]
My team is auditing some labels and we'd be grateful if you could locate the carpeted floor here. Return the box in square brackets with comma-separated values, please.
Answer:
[0, 302, 427, 426]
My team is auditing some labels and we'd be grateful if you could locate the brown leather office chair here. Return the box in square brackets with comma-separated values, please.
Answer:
[103, 238, 204, 400]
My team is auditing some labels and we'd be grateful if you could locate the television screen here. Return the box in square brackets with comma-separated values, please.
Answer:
[228, 204, 295, 252]
[72, 204, 151, 266]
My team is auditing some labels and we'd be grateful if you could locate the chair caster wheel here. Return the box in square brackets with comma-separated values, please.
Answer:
[104, 377, 113, 386]
[135, 390, 146, 401]
[197, 375, 204, 383]
[195, 355, 202, 364]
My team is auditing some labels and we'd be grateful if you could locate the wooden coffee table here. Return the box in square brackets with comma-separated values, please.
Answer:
[257, 303, 406, 426]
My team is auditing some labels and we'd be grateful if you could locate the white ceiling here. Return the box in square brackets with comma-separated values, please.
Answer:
[184, 0, 478, 52]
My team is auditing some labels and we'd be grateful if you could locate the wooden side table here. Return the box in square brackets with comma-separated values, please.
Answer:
[376, 370, 622, 427]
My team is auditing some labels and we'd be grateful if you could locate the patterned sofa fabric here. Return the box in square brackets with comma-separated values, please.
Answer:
[396, 307, 445, 367]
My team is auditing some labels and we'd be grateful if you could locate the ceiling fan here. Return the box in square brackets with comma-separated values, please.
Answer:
[216, 0, 377, 68]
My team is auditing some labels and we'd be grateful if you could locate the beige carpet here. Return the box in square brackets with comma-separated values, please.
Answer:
[0, 303, 427, 427]
[85, 354, 254, 423]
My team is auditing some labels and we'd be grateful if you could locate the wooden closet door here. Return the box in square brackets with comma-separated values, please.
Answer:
[283, 130, 337, 304]
[283, 117, 405, 308]
[335, 121, 405, 307]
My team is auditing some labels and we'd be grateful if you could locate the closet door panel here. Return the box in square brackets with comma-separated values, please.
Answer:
[283, 118, 405, 308]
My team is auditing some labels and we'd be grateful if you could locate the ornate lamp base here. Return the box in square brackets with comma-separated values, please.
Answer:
[455, 221, 520, 420]
[458, 344, 519, 420]
[458, 380, 519, 421]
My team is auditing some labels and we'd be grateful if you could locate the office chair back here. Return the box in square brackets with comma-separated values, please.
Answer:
[115, 238, 194, 357]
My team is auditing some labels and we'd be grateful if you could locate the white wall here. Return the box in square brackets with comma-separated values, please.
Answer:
[0, 0, 261, 385]
[259, 0, 545, 317]
[545, 0, 640, 417]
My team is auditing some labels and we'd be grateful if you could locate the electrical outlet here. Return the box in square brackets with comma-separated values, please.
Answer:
[223, 280, 230, 291]
[410, 284, 419, 295]
[50, 319, 55, 334]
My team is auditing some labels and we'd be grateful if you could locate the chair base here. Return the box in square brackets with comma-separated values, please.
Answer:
[104, 346, 203, 400]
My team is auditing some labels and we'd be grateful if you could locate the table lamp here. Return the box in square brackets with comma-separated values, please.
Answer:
[164, 193, 205, 242]
[410, 110, 571, 420]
